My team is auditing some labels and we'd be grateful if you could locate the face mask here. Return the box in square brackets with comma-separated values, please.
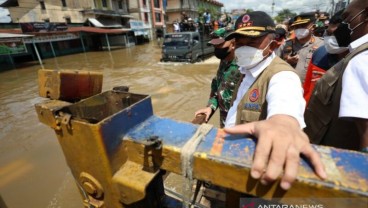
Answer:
[333, 22, 352, 47]
[235, 40, 273, 70]
[324, 35, 348, 54]
[214, 47, 231, 59]
[346, 8, 367, 34]
[335, 8, 367, 47]
[294, 28, 310, 40]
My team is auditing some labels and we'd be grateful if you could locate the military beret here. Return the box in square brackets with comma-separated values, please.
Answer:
[208, 27, 234, 45]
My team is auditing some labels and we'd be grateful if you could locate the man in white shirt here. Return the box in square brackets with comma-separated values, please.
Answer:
[223, 11, 326, 190]
[339, 0, 368, 151]
[173, 21, 180, 33]
[304, 0, 368, 152]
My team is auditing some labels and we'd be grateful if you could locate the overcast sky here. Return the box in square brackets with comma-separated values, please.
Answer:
[0, 0, 10, 23]
[219, 0, 335, 17]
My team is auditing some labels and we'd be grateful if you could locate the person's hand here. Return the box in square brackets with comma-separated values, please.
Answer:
[194, 107, 213, 122]
[286, 54, 299, 66]
[224, 115, 327, 190]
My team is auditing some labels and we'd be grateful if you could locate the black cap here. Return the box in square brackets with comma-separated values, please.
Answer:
[275, 27, 287, 39]
[291, 12, 316, 27]
[225, 11, 276, 40]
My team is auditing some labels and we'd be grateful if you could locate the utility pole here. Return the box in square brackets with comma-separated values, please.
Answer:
[330, 0, 335, 16]
[272, 0, 275, 17]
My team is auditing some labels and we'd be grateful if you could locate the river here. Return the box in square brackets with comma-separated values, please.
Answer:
[0, 42, 220, 208]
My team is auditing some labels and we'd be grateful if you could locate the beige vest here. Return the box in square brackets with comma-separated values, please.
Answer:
[235, 56, 295, 124]
[304, 43, 368, 150]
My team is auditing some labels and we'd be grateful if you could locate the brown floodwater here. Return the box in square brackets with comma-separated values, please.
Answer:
[0, 42, 220, 208]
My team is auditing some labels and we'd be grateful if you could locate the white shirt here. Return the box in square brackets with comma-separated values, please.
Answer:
[225, 52, 306, 128]
[339, 34, 368, 119]
[173, 23, 180, 31]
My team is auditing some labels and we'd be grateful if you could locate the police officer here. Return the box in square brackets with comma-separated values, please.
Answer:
[223, 11, 326, 190]
[194, 28, 240, 128]
[305, 0, 368, 152]
[303, 9, 348, 103]
[278, 12, 324, 82]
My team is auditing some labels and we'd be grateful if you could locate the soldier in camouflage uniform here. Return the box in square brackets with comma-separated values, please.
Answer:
[195, 28, 241, 128]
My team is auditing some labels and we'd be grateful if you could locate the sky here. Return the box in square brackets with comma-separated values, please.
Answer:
[0, 0, 10, 23]
[219, 0, 335, 17]
[0, 0, 339, 23]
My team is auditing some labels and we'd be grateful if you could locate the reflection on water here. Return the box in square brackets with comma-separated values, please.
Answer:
[0, 42, 220, 207]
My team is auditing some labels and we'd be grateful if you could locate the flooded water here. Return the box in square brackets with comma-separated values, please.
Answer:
[0, 42, 220, 208]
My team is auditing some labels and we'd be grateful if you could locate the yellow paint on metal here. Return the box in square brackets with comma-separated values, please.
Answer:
[112, 160, 159, 205]
[38, 69, 102, 101]
[123, 137, 368, 207]
[34, 100, 71, 130]
[56, 120, 122, 207]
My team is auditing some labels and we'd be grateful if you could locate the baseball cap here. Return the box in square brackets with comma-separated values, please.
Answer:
[291, 12, 316, 27]
[225, 11, 276, 40]
[208, 27, 233, 46]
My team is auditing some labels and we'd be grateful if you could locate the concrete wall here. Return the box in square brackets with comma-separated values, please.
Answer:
[8, 0, 92, 23]
[166, 0, 180, 9]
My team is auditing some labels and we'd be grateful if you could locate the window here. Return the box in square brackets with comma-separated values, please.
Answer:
[144, 13, 149, 22]
[118, 1, 122, 9]
[65, 17, 71, 24]
[154, 0, 160, 8]
[142, 0, 146, 7]
[40, 1, 46, 10]
[61, 0, 67, 7]
[102, 0, 107, 7]
[155, 13, 161, 22]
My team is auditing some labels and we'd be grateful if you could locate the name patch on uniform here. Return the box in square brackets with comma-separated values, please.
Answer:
[249, 89, 259, 102]
[244, 103, 261, 111]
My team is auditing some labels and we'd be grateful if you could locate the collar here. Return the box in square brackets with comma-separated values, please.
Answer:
[239, 52, 276, 78]
[349, 33, 368, 52]
[220, 58, 237, 68]
[294, 35, 316, 46]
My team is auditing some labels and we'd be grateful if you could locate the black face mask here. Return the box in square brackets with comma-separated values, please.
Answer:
[333, 22, 352, 47]
[214, 47, 231, 59]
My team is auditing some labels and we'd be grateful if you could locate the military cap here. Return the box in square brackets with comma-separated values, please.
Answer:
[275, 27, 287, 39]
[208, 27, 233, 45]
[291, 12, 316, 27]
[225, 11, 276, 40]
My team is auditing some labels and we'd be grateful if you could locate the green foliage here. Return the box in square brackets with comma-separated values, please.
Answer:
[274, 9, 297, 23]
[245, 9, 254, 13]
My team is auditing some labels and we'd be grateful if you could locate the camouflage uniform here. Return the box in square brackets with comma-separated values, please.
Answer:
[207, 59, 240, 127]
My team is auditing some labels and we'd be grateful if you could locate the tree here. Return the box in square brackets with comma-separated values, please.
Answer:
[274, 9, 297, 23]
